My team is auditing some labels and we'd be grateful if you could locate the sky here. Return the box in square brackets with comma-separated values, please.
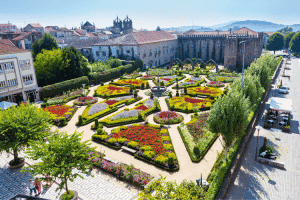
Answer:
[1, 0, 299, 30]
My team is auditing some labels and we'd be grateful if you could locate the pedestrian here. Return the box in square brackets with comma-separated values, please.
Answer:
[45, 174, 51, 186]
[35, 178, 42, 195]
[28, 179, 37, 196]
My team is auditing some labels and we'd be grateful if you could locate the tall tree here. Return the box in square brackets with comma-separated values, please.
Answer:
[266, 32, 284, 54]
[284, 32, 295, 49]
[0, 103, 52, 166]
[62, 46, 90, 80]
[207, 90, 250, 161]
[289, 32, 300, 54]
[22, 131, 96, 197]
[32, 33, 59, 59]
[34, 49, 70, 86]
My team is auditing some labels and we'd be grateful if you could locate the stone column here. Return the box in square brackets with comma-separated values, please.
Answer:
[22, 91, 27, 101]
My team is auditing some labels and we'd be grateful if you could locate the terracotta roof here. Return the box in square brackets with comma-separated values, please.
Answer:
[0, 39, 28, 54]
[59, 27, 72, 32]
[45, 27, 57, 32]
[75, 29, 87, 35]
[11, 32, 30, 41]
[28, 23, 43, 28]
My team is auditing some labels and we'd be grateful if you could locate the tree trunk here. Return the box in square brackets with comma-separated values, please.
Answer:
[224, 145, 228, 162]
[13, 149, 18, 162]
[274, 50, 276, 54]
[65, 177, 69, 195]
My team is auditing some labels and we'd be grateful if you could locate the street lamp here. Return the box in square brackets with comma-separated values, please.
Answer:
[82, 84, 86, 96]
[239, 41, 247, 89]
[255, 125, 262, 161]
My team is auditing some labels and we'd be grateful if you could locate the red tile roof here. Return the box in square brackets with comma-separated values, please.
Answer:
[45, 27, 57, 32]
[28, 23, 43, 28]
[131, 31, 176, 44]
[11, 32, 30, 41]
[0, 39, 28, 54]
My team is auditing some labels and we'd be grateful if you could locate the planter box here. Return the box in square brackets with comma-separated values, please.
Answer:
[282, 127, 290, 133]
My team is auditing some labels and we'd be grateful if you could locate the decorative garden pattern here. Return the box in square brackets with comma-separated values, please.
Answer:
[141, 74, 154, 80]
[178, 77, 205, 88]
[73, 96, 98, 106]
[153, 111, 184, 124]
[92, 123, 179, 171]
[101, 99, 160, 127]
[156, 75, 185, 87]
[207, 81, 225, 87]
[45, 88, 88, 105]
[208, 75, 236, 83]
[121, 71, 142, 79]
[78, 95, 142, 126]
[187, 86, 223, 98]
[94, 85, 130, 98]
[113, 79, 148, 88]
[167, 96, 213, 113]
[149, 69, 174, 76]
[43, 104, 78, 127]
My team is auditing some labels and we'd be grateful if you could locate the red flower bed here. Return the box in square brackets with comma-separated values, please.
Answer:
[184, 97, 204, 104]
[187, 80, 196, 82]
[105, 100, 118, 106]
[112, 125, 164, 154]
[162, 78, 172, 82]
[44, 105, 69, 116]
[187, 112, 209, 141]
[107, 86, 123, 91]
[78, 96, 93, 101]
[135, 105, 148, 111]
[157, 111, 178, 119]
[194, 87, 212, 94]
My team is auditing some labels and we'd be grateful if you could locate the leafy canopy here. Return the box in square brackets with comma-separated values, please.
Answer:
[266, 32, 284, 53]
[284, 32, 295, 49]
[32, 33, 59, 59]
[22, 131, 96, 195]
[289, 32, 300, 54]
[0, 103, 52, 159]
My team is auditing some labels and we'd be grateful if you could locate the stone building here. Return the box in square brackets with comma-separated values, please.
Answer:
[0, 31, 43, 50]
[23, 23, 44, 34]
[81, 21, 96, 33]
[0, 39, 40, 103]
[91, 30, 177, 68]
[178, 28, 263, 69]
[108, 16, 133, 37]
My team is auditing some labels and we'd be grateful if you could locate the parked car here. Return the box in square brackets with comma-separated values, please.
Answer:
[279, 87, 288, 94]
[259, 151, 277, 160]
[279, 86, 289, 90]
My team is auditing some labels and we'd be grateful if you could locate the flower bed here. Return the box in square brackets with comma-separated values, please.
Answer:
[166, 96, 213, 113]
[92, 123, 179, 171]
[94, 85, 130, 98]
[121, 71, 142, 79]
[177, 77, 205, 88]
[208, 75, 236, 83]
[155, 75, 185, 87]
[101, 99, 161, 127]
[187, 86, 223, 98]
[112, 79, 148, 88]
[141, 75, 154, 80]
[73, 96, 98, 106]
[43, 104, 78, 127]
[46, 88, 88, 105]
[207, 81, 225, 87]
[87, 150, 154, 188]
[153, 111, 183, 124]
[149, 69, 174, 76]
[178, 113, 218, 162]
[77, 95, 142, 126]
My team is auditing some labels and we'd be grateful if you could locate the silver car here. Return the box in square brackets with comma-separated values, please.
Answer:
[279, 86, 288, 94]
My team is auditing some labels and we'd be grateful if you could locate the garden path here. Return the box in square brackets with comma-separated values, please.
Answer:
[49, 71, 223, 185]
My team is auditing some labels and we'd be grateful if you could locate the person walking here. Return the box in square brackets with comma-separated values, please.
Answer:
[35, 178, 42, 195]
[28, 179, 37, 196]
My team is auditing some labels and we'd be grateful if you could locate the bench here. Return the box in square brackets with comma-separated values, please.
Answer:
[121, 146, 137, 155]
[197, 95, 207, 99]
[116, 104, 125, 109]
[103, 156, 119, 164]
[258, 157, 285, 169]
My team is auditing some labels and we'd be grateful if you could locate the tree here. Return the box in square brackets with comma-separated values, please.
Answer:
[62, 46, 90, 80]
[32, 33, 59, 59]
[284, 32, 295, 49]
[22, 131, 96, 197]
[0, 103, 52, 165]
[156, 26, 161, 31]
[207, 90, 250, 161]
[278, 27, 293, 34]
[266, 32, 284, 54]
[34, 49, 70, 86]
[289, 32, 300, 54]
[108, 46, 112, 57]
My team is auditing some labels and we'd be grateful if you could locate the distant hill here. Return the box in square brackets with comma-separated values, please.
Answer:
[162, 20, 300, 33]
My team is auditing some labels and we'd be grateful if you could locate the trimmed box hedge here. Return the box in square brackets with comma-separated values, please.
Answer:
[40, 76, 89, 99]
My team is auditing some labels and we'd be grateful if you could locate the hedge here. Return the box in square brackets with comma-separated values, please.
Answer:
[40, 76, 89, 99]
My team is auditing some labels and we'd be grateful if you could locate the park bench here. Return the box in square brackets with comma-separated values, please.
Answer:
[197, 95, 207, 99]
[258, 157, 285, 169]
[121, 146, 136, 155]
[103, 156, 119, 164]
[116, 104, 125, 109]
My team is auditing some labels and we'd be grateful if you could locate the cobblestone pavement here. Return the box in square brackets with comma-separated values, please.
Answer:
[225, 58, 300, 199]
[0, 152, 140, 200]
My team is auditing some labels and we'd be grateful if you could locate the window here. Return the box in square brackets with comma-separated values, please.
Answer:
[126, 50, 130, 54]
[8, 78, 17, 87]
[102, 51, 106, 56]
[19, 60, 31, 70]
[23, 74, 33, 85]
[4, 62, 14, 71]
[96, 51, 100, 56]
[0, 81, 6, 88]
[0, 64, 3, 74]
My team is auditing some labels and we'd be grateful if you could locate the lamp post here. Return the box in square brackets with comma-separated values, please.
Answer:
[255, 125, 262, 161]
[82, 84, 86, 96]
[265, 38, 267, 56]
[239, 41, 247, 89]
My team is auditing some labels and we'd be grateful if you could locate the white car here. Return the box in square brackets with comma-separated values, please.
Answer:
[279, 88, 288, 94]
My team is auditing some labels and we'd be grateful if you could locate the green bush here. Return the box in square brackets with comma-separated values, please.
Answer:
[107, 138, 117, 144]
[143, 151, 155, 160]
[140, 145, 152, 151]
[128, 141, 139, 148]
[168, 157, 175, 166]
[96, 128, 108, 135]
[78, 115, 83, 125]
[40, 76, 88, 99]
[193, 145, 200, 157]
[94, 119, 99, 129]
[154, 155, 168, 165]
[61, 190, 74, 200]
[117, 138, 128, 144]
[41, 103, 47, 108]
[92, 134, 108, 141]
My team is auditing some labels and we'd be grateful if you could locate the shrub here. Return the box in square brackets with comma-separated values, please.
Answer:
[163, 144, 173, 150]
[166, 152, 176, 159]
[41, 103, 47, 108]
[94, 119, 99, 129]
[96, 128, 108, 135]
[108, 138, 117, 144]
[41, 76, 89, 99]
[143, 151, 155, 160]
[193, 145, 200, 157]
[176, 90, 179, 97]
[150, 93, 154, 99]
[78, 115, 83, 125]
[160, 129, 168, 134]
[168, 91, 172, 98]
[168, 157, 175, 166]
[59, 117, 67, 126]
[127, 141, 139, 148]
[154, 155, 168, 165]
[92, 135, 108, 141]
[140, 145, 152, 151]
[117, 138, 128, 144]
[146, 82, 150, 89]
[141, 83, 145, 90]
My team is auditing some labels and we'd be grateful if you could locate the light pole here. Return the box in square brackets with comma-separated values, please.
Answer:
[265, 38, 267, 56]
[255, 125, 262, 161]
[239, 41, 247, 89]
[82, 84, 86, 96]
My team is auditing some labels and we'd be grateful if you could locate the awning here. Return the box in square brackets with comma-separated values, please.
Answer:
[269, 97, 292, 112]
[0, 101, 17, 110]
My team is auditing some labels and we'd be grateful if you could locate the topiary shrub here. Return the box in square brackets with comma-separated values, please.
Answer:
[168, 91, 172, 98]
[154, 155, 168, 166]
[117, 137, 128, 144]
[141, 83, 145, 90]
[107, 138, 117, 144]
[94, 119, 99, 129]
[78, 115, 83, 125]
[150, 93, 154, 99]
[146, 82, 150, 89]
[41, 103, 47, 108]
[143, 151, 155, 160]
[127, 141, 139, 148]
[176, 90, 179, 97]
[193, 145, 200, 157]
[96, 128, 108, 135]
[168, 157, 175, 167]
[59, 117, 67, 126]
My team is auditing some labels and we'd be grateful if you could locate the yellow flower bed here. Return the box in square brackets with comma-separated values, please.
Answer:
[113, 79, 148, 87]
[187, 86, 223, 98]
[94, 85, 130, 97]
[168, 96, 213, 112]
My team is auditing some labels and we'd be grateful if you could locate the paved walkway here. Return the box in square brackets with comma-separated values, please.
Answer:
[0, 152, 140, 200]
[225, 58, 300, 199]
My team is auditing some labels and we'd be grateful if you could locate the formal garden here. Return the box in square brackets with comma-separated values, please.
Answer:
[0, 50, 283, 199]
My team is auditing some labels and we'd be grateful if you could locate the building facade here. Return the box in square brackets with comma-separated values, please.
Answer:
[91, 31, 177, 68]
[23, 23, 44, 34]
[81, 21, 96, 33]
[0, 39, 40, 103]
[0, 23, 18, 32]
